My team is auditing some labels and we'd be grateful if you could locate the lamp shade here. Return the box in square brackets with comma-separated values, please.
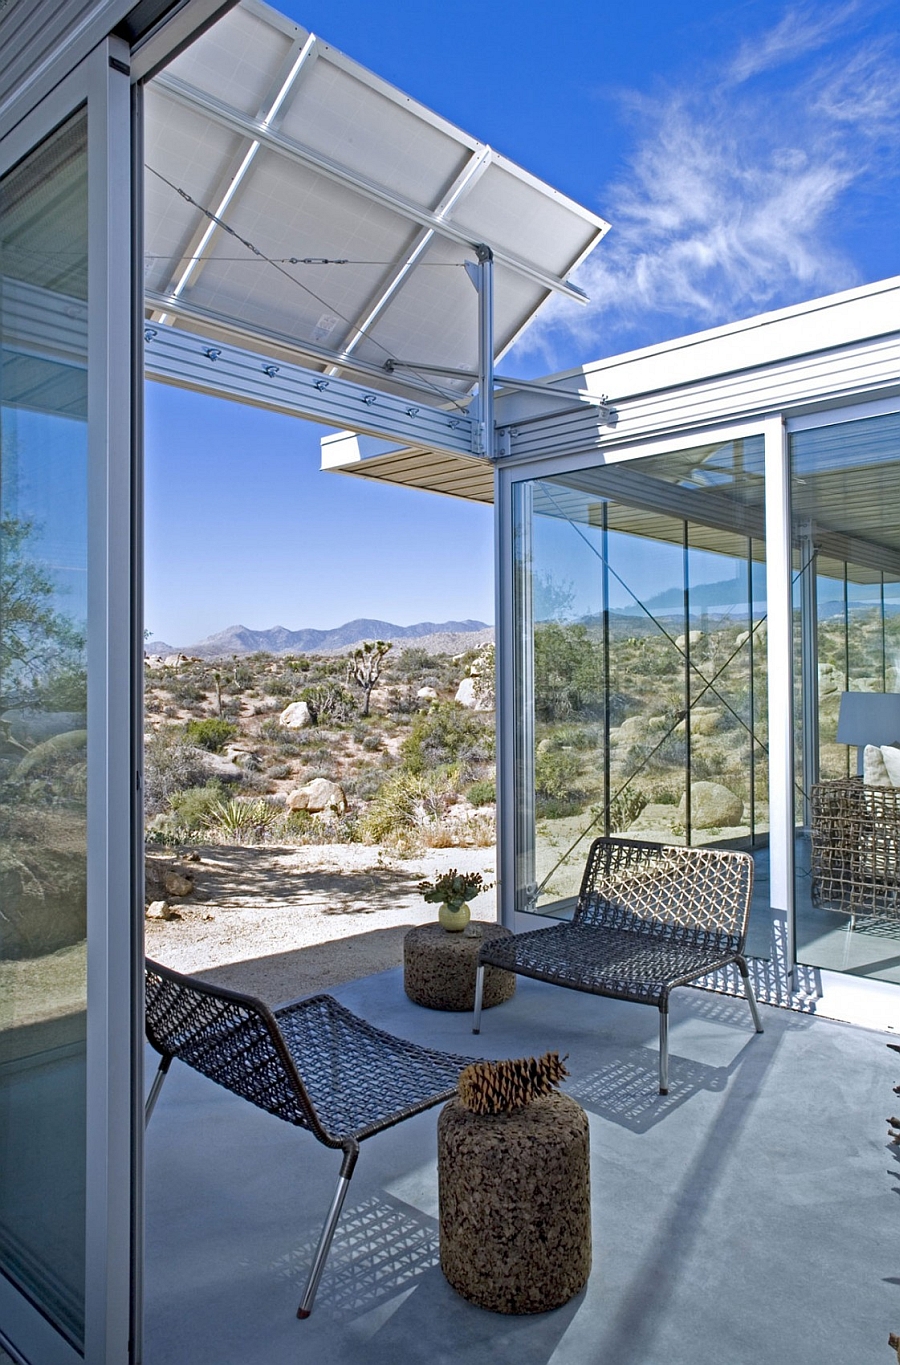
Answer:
[835, 692, 900, 747]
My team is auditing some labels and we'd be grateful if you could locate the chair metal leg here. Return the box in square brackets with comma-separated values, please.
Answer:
[738, 961, 764, 1034]
[297, 1146, 358, 1320]
[472, 963, 485, 1034]
[145, 1053, 172, 1127]
[658, 1009, 668, 1095]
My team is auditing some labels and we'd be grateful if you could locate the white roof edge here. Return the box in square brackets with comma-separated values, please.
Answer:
[244, 0, 609, 236]
[521, 275, 900, 403]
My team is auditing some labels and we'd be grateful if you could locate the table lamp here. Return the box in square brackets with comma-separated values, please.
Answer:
[835, 692, 900, 774]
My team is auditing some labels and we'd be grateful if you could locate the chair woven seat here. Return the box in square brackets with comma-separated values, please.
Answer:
[472, 836, 762, 1095]
[273, 995, 472, 1143]
[478, 921, 739, 1008]
[144, 959, 475, 1318]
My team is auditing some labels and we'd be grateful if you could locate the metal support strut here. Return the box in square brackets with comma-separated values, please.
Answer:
[658, 1009, 669, 1095]
[465, 242, 494, 457]
[737, 958, 765, 1034]
[297, 1144, 359, 1319]
[144, 1053, 172, 1126]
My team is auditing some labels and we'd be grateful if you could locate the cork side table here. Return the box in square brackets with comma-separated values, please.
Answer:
[403, 922, 516, 1012]
[438, 1091, 591, 1314]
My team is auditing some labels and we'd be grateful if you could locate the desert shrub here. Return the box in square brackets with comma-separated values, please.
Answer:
[533, 623, 604, 721]
[360, 769, 455, 842]
[203, 796, 281, 843]
[267, 675, 294, 697]
[362, 733, 382, 751]
[265, 762, 292, 779]
[401, 703, 493, 775]
[607, 790, 647, 832]
[184, 717, 237, 751]
[301, 682, 357, 725]
[167, 783, 225, 832]
[535, 749, 583, 803]
[466, 779, 496, 807]
[144, 733, 209, 814]
[167, 675, 207, 705]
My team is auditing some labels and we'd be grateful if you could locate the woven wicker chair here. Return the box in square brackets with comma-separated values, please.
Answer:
[811, 777, 900, 923]
[144, 959, 474, 1319]
[474, 837, 762, 1095]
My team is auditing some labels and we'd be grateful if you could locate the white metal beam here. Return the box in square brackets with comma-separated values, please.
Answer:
[144, 287, 463, 398]
[151, 69, 591, 303]
[143, 320, 477, 455]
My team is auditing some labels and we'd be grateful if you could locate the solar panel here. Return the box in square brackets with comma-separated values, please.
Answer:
[144, 0, 609, 404]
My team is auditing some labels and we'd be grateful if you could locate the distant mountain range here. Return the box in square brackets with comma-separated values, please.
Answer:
[146, 618, 491, 659]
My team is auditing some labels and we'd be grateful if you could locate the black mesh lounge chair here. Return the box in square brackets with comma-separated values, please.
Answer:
[144, 959, 475, 1319]
[473, 837, 763, 1095]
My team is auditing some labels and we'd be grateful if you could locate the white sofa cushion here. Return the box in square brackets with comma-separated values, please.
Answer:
[864, 744, 892, 787]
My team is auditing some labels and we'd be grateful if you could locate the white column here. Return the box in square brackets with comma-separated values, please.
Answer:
[763, 414, 795, 976]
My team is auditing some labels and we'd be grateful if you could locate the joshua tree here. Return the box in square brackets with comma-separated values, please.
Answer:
[347, 639, 392, 717]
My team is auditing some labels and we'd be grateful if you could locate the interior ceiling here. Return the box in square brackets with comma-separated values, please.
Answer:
[143, 0, 609, 406]
[534, 433, 900, 584]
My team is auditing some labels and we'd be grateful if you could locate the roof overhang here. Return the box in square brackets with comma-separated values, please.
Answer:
[143, 0, 610, 407]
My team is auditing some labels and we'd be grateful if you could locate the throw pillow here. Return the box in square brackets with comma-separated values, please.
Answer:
[881, 744, 900, 788]
[864, 744, 892, 787]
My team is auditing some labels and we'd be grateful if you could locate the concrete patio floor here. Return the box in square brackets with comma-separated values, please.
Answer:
[144, 966, 900, 1365]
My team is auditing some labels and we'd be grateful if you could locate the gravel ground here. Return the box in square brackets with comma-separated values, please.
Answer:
[145, 842, 497, 1004]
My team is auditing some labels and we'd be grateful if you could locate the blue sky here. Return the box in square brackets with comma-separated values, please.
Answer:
[145, 0, 900, 644]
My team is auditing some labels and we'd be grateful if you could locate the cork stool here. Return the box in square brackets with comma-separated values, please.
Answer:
[438, 1090, 591, 1313]
[403, 923, 516, 1012]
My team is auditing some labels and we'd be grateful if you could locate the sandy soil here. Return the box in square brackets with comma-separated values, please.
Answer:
[146, 842, 496, 1004]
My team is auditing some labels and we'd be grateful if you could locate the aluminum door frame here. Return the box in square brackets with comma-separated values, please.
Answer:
[0, 37, 139, 1365]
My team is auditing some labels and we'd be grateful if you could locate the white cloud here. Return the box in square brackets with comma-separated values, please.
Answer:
[521, 3, 900, 366]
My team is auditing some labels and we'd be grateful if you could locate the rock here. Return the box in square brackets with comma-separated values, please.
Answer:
[163, 653, 191, 668]
[181, 850, 201, 863]
[192, 747, 242, 781]
[286, 778, 347, 815]
[675, 631, 703, 650]
[679, 781, 743, 829]
[145, 899, 171, 919]
[690, 707, 720, 736]
[455, 678, 493, 711]
[279, 701, 313, 729]
[416, 686, 438, 701]
[164, 870, 194, 897]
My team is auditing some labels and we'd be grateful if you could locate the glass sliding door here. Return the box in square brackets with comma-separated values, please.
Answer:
[790, 409, 900, 983]
[0, 38, 137, 1365]
[512, 435, 771, 953]
[0, 108, 89, 1353]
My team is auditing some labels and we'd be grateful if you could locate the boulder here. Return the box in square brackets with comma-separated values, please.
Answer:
[455, 678, 493, 711]
[279, 701, 313, 729]
[286, 778, 347, 815]
[675, 631, 703, 650]
[679, 781, 743, 829]
[192, 747, 242, 782]
[690, 707, 721, 736]
[164, 870, 194, 897]
[416, 686, 438, 701]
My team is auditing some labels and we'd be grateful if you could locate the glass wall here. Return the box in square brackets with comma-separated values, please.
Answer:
[513, 436, 769, 950]
[0, 110, 88, 1348]
[790, 410, 900, 983]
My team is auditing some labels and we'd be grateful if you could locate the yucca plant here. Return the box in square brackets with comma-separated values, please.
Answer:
[204, 797, 280, 843]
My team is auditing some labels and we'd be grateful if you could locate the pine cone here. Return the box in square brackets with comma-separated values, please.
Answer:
[458, 1051, 570, 1115]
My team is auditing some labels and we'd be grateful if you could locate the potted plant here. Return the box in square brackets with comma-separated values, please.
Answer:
[418, 868, 492, 932]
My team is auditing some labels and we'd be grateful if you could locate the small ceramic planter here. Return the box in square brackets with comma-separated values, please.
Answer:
[438, 902, 471, 932]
